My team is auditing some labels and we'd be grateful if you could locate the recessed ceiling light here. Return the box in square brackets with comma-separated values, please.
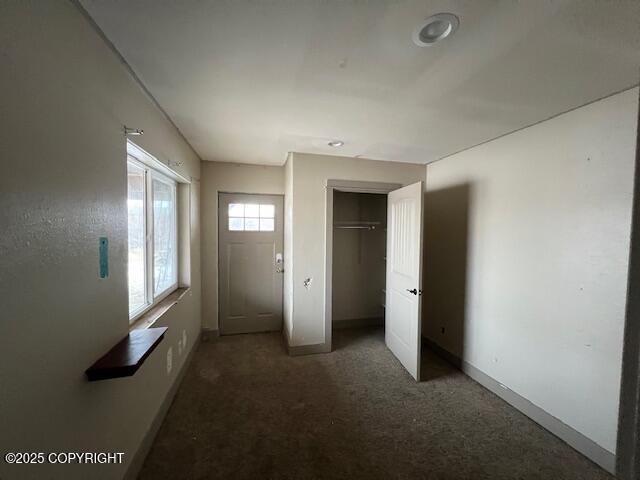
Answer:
[413, 13, 459, 47]
[328, 140, 344, 147]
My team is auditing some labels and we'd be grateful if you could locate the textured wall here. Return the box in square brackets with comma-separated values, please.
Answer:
[423, 88, 639, 454]
[200, 161, 285, 331]
[0, 2, 201, 479]
[288, 153, 424, 346]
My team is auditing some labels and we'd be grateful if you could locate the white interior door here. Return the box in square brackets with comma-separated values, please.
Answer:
[385, 181, 424, 380]
[219, 193, 284, 335]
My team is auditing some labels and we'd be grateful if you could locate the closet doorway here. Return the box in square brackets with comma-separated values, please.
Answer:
[332, 191, 387, 330]
[325, 180, 424, 380]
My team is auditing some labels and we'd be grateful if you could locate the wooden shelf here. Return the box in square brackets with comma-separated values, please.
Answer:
[85, 327, 168, 381]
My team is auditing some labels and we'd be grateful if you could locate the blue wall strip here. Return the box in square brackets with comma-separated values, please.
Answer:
[99, 237, 109, 279]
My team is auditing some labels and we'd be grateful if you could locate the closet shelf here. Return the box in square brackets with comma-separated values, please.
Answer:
[334, 221, 381, 225]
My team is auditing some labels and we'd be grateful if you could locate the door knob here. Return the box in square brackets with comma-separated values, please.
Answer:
[406, 288, 418, 295]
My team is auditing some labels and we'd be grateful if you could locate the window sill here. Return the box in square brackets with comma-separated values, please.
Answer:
[129, 287, 190, 331]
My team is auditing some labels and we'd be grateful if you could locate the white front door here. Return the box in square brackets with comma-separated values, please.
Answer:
[385, 181, 424, 380]
[218, 193, 284, 335]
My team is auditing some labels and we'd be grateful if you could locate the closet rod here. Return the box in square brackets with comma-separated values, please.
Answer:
[334, 225, 377, 230]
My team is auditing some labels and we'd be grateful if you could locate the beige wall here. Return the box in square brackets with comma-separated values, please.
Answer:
[0, 2, 201, 480]
[423, 87, 639, 455]
[201, 161, 285, 331]
[288, 153, 424, 346]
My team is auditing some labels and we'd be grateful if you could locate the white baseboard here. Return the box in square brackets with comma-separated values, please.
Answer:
[283, 325, 330, 356]
[201, 327, 219, 341]
[423, 337, 615, 474]
[124, 332, 201, 480]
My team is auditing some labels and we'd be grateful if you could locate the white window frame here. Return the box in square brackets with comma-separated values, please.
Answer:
[150, 169, 178, 302]
[127, 150, 179, 323]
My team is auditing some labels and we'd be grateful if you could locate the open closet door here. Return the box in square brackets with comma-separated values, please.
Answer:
[385, 181, 424, 381]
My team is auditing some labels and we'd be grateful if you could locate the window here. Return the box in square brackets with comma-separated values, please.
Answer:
[127, 162, 146, 315]
[228, 203, 275, 231]
[152, 176, 177, 297]
[127, 156, 178, 321]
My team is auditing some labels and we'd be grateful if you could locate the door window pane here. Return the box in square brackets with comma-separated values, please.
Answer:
[228, 203, 244, 217]
[229, 217, 244, 231]
[245, 217, 259, 231]
[153, 178, 177, 297]
[127, 162, 147, 316]
[260, 218, 274, 231]
[260, 204, 274, 218]
[245, 204, 259, 217]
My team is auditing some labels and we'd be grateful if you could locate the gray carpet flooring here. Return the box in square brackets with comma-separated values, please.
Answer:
[139, 326, 613, 480]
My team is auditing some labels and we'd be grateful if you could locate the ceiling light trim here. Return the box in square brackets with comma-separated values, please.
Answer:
[413, 13, 459, 47]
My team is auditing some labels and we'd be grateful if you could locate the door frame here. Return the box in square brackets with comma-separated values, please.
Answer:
[217, 191, 285, 335]
[324, 180, 402, 352]
[616, 86, 640, 480]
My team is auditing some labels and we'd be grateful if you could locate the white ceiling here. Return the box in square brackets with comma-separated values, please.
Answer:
[81, 0, 640, 165]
